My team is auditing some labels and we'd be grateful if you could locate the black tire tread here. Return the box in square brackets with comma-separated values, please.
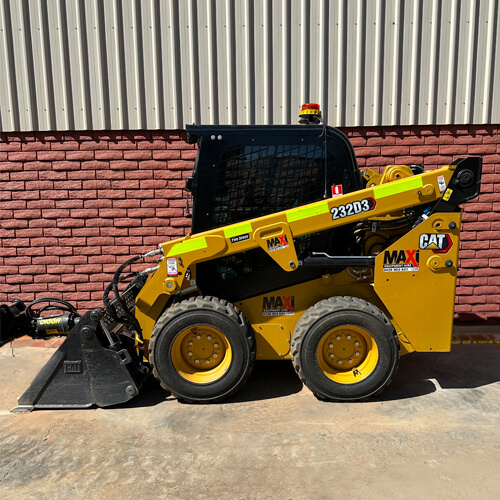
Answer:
[291, 296, 400, 402]
[149, 295, 256, 403]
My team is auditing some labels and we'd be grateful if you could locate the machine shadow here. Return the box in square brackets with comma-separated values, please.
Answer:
[114, 360, 303, 409]
[373, 344, 500, 402]
[116, 344, 500, 408]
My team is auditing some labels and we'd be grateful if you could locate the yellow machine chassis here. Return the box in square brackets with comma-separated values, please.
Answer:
[136, 164, 462, 361]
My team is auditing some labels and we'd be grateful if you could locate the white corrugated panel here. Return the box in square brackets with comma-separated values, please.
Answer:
[0, 0, 499, 132]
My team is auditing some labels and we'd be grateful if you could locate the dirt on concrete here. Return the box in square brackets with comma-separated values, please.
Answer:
[1, 339, 500, 500]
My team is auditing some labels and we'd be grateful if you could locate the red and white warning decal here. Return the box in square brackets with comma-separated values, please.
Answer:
[166, 257, 178, 277]
[331, 184, 343, 197]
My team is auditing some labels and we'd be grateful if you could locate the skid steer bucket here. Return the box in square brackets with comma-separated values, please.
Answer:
[12, 308, 139, 412]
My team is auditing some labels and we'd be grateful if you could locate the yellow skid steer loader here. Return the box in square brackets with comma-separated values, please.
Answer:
[1, 105, 482, 410]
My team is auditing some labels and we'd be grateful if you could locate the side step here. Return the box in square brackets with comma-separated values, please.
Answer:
[12, 308, 139, 412]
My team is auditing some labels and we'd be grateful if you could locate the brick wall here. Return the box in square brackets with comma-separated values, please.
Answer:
[1, 125, 499, 322]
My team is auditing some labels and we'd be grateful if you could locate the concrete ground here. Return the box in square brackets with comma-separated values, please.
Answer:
[1, 328, 500, 500]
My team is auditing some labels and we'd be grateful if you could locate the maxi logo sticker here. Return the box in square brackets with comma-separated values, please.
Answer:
[267, 235, 289, 252]
[230, 233, 250, 244]
[331, 197, 376, 220]
[419, 233, 453, 253]
[383, 249, 420, 272]
[166, 257, 178, 277]
[263, 296, 295, 316]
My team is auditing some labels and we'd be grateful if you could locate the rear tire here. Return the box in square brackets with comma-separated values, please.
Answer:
[149, 296, 255, 403]
[291, 296, 399, 402]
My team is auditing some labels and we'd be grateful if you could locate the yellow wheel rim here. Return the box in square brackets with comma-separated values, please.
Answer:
[171, 325, 232, 384]
[317, 325, 379, 384]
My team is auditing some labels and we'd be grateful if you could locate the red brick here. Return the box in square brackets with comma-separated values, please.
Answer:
[0, 161, 24, 172]
[137, 140, 166, 150]
[349, 137, 367, 147]
[380, 146, 410, 156]
[425, 135, 454, 145]
[28, 219, 56, 228]
[108, 140, 137, 150]
[96, 189, 125, 199]
[8, 151, 38, 161]
[364, 156, 394, 168]
[23, 161, 52, 170]
[180, 150, 198, 160]
[79, 141, 108, 150]
[126, 189, 155, 199]
[453, 135, 483, 145]
[152, 170, 182, 180]
[139, 180, 166, 189]
[95, 150, 123, 160]
[82, 180, 110, 190]
[2, 181, 25, 190]
[458, 295, 487, 304]
[52, 161, 81, 171]
[47, 283, 76, 292]
[55, 200, 84, 209]
[110, 160, 138, 170]
[50, 141, 80, 151]
[56, 218, 85, 228]
[394, 136, 425, 146]
[354, 147, 381, 157]
[15, 228, 44, 238]
[467, 144, 497, 155]
[113, 218, 142, 227]
[71, 228, 100, 237]
[462, 222, 491, 231]
[66, 151, 95, 161]
[98, 208, 127, 218]
[410, 145, 439, 155]
[69, 209, 99, 218]
[39, 170, 67, 180]
[68, 189, 97, 199]
[136, 160, 167, 170]
[37, 151, 66, 161]
[457, 277, 488, 286]
[153, 150, 181, 160]
[127, 208, 155, 218]
[12, 190, 41, 200]
[124, 150, 152, 160]
[81, 160, 110, 170]
[100, 227, 129, 236]
[0, 142, 21, 151]
[67, 171, 96, 180]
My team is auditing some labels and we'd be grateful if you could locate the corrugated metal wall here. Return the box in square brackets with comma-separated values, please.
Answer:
[0, 0, 499, 132]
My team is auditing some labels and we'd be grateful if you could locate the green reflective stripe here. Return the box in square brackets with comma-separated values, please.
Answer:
[167, 237, 207, 256]
[223, 222, 253, 239]
[373, 176, 424, 199]
[286, 201, 329, 223]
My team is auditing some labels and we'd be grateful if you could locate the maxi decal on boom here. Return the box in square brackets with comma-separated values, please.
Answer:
[267, 235, 289, 252]
[419, 233, 453, 253]
[383, 249, 420, 272]
[263, 296, 295, 316]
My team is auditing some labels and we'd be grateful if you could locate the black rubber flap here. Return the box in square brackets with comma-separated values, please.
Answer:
[13, 309, 138, 411]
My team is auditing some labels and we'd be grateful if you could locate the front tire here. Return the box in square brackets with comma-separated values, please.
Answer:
[149, 296, 255, 403]
[291, 296, 399, 401]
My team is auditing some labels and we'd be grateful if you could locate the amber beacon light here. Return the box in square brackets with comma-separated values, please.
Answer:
[298, 103, 323, 124]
